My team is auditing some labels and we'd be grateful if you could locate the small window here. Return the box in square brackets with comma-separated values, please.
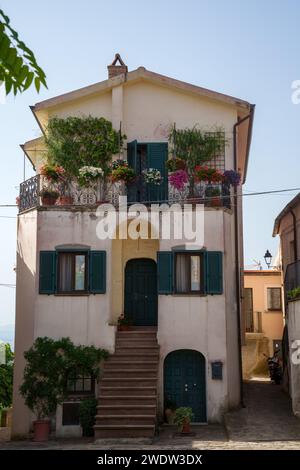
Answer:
[267, 287, 282, 311]
[175, 252, 203, 294]
[67, 371, 94, 395]
[58, 252, 87, 294]
[62, 402, 80, 426]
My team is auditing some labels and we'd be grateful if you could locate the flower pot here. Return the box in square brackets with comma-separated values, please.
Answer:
[210, 197, 222, 207]
[41, 195, 58, 206]
[33, 419, 51, 441]
[118, 324, 130, 331]
[59, 196, 73, 205]
[181, 418, 191, 434]
[165, 408, 175, 425]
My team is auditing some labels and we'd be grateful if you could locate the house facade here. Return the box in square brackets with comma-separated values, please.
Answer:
[12, 56, 254, 438]
[273, 193, 300, 417]
[242, 270, 284, 379]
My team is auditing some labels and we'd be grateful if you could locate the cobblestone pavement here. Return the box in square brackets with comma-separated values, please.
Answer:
[1, 380, 300, 450]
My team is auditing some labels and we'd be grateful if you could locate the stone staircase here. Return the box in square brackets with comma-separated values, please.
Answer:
[94, 327, 159, 439]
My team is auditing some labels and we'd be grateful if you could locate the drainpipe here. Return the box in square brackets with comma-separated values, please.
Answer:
[233, 105, 255, 408]
[290, 209, 298, 262]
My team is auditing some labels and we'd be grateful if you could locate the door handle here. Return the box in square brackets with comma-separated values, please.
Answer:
[184, 383, 188, 391]
[145, 295, 148, 299]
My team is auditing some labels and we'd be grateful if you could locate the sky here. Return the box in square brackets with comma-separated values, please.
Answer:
[1, 0, 300, 335]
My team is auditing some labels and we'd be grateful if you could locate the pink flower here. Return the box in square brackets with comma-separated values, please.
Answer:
[169, 169, 189, 191]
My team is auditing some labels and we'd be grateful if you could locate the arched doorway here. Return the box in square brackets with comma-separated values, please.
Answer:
[124, 258, 158, 326]
[164, 349, 207, 422]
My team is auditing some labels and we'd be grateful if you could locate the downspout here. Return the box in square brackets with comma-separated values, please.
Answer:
[233, 105, 255, 408]
[290, 209, 298, 262]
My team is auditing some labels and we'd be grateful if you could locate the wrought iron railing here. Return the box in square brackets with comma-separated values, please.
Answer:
[18, 175, 232, 213]
[285, 260, 300, 295]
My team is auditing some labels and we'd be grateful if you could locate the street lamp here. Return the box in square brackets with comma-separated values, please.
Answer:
[264, 250, 272, 269]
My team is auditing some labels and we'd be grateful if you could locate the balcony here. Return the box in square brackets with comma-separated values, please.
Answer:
[18, 174, 232, 213]
[285, 260, 300, 300]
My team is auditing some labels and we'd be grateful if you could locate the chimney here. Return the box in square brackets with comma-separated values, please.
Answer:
[107, 53, 128, 79]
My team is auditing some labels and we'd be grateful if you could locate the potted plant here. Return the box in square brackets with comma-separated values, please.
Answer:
[39, 188, 59, 206]
[111, 165, 136, 184]
[205, 186, 222, 207]
[165, 157, 186, 173]
[223, 170, 241, 188]
[164, 398, 176, 424]
[40, 163, 66, 182]
[20, 337, 109, 442]
[79, 398, 97, 437]
[78, 166, 104, 186]
[117, 314, 132, 331]
[173, 407, 194, 434]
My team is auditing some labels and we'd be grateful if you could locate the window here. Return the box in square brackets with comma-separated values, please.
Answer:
[175, 252, 203, 294]
[67, 371, 95, 395]
[267, 287, 282, 311]
[58, 252, 87, 293]
[62, 402, 80, 426]
[244, 288, 254, 332]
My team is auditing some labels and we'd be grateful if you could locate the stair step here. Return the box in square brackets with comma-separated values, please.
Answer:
[104, 360, 158, 369]
[115, 348, 159, 356]
[97, 405, 156, 415]
[101, 378, 157, 387]
[110, 352, 159, 359]
[116, 341, 158, 348]
[98, 396, 157, 405]
[96, 415, 156, 425]
[99, 386, 157, 396]
[94, 425, 155, 439]
[103, 369, 157, 378]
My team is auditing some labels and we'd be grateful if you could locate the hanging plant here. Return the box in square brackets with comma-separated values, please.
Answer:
[194, 166, 223, 184]
[111, 159, 128, 170]
[223, 170, 241, 188]
[78, 166, 104, 186]
[142, 168, 162, 185]
[169, 169, 189, 191]
[40, 163, 66, 182]
[111, 165, 136, 184]
[45, 116, 126, 178]
[165, 157, 186, 172]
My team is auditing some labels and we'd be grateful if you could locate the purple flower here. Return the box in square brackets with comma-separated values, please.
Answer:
[169, 169, 189, 191]
[223, 170, 241, 187]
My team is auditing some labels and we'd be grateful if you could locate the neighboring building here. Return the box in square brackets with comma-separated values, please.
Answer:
[242, 270, 284, 379]
[273, 193, 300, 417]
[12, 55, 254, 438]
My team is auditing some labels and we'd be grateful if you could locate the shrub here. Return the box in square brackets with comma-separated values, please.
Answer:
[20, 337, 108, 420]
[79, 398, 97, 436]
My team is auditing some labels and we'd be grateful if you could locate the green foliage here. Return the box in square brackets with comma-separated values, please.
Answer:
[111, 165, 136, 183]
[173, 407, 194, 426]
[19, 337, 108, 419]
[79, 398, 97, 436]
[287, 286, 300, 300]
[0, 9, 47, 95]
[45, 116, 125, 178]
[165, 157, 186, 172]
[0, 343, 14, 409]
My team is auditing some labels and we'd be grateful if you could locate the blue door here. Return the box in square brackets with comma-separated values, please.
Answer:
[164, 349, 206, 422]
[124, 258, 158, 326]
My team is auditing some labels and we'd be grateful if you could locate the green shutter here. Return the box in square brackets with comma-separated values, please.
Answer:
[205, 251, 223, 294]
[157, 251, 173, 294]
[147, 143, 168, 201]
[89, 251, 106, 294]
[39, 251, 56, 294]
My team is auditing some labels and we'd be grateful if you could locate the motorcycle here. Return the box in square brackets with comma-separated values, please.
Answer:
[264, 350, 282, 385]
